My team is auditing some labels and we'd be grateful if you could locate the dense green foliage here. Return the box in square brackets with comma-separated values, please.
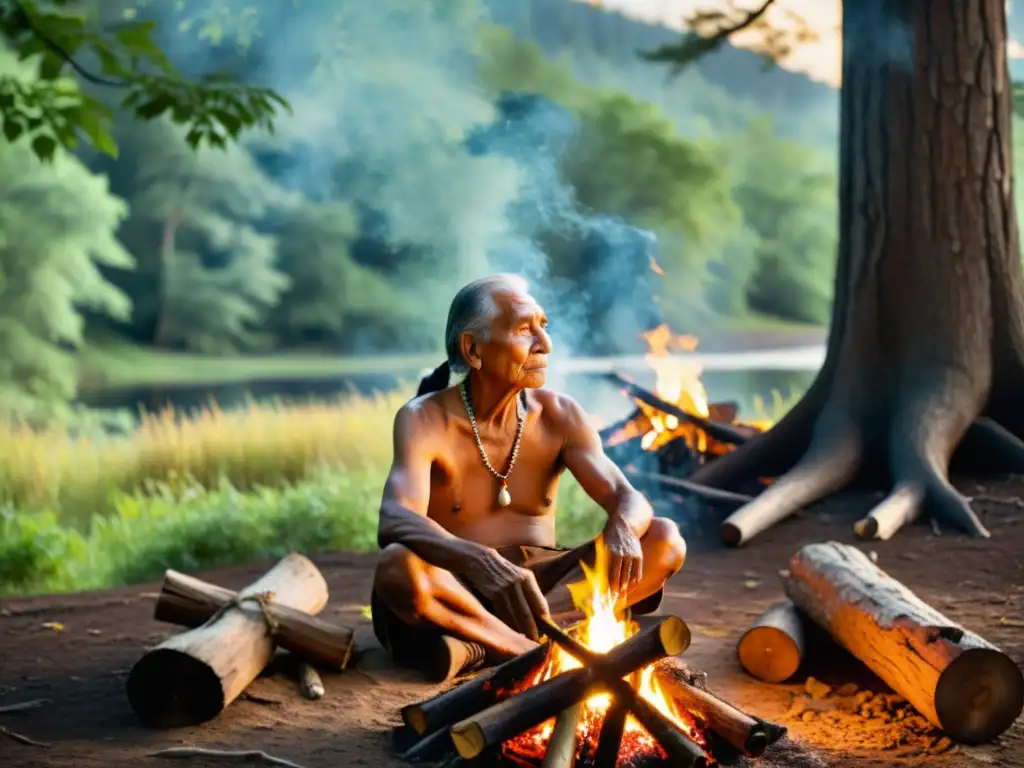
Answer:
[1, 0, 838, 418]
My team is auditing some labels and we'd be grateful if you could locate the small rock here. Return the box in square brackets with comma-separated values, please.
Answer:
[804, 677, 832, 699]
[801, 710, 817, 722]
[87, 629, 102, 636]
[868, 550, 878, 563]
[929, 736, 953, 754]
[854, 690, 874, 706]
[835, 682, 860, 696]
[743, 579, 762, 589]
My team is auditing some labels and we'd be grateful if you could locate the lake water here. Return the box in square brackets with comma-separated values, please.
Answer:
[78, 348, 823, 426]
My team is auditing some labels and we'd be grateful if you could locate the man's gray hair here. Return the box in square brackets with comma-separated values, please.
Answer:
[445, 273, 530, 376]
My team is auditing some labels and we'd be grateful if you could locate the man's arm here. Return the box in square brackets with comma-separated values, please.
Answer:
[558, 396, 654, 538]
[377, 404, 493, 573]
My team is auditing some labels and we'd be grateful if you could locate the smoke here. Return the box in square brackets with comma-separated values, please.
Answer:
[142, 0, 663, 363]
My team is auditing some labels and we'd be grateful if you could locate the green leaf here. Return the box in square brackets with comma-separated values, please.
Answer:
[3, 119, 24, 142]
[135, 94, 174, 120]
[212, 109, 242, 137]
[77, 109, 118, 158]
[31, 134, 58, 161]
[38, 53, 66, 81]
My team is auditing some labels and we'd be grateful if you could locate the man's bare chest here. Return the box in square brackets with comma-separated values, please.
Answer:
[428, 422, 564, 518]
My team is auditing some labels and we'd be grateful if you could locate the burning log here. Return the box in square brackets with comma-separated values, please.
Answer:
[448, 616, 691, 761]
[736, 601, 806, 683]
[402, 643, 551, 736]
[127, 554, 351, 727]
[604, 372, 750, 447]
[539, 702, 583, 768]
[592, 701, 627, 768]
[783, 542, 1024, 744]
[652, 664, 779, 758]
[538, 618, 708, 768]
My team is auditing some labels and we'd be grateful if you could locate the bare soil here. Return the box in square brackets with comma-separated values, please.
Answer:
[1, 478, 1022, 768]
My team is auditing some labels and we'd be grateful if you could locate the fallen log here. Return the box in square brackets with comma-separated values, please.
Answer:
[653, 665, 772, 758]
[449, 617, 690, 760]
[127, 554, 332, 727]
[153, 566, 353, 669]
[783, 542, 1024, 744]
[604, 373, 749, 447]
[736, 601, 806, 683]
[626, 469, 754, 508]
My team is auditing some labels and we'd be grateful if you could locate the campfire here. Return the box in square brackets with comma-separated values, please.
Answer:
[397, 539, 786, 767]
[604, 324, 771, 459]
[501, 541, 707, 766]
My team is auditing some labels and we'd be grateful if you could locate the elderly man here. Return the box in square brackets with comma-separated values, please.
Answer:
[372, 274, 687, 681]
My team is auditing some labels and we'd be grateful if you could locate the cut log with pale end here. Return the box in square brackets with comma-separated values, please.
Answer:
[736, 601, 806, 683]
[153, 565, 353, 669]
[783, 542, 1024, 744]
[127, 554, 331, 727]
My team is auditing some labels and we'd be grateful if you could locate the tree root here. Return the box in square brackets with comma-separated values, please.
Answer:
[152, 747, 309, 768]
[719, 413, 861, 547]
[962, 418, 1024, 474]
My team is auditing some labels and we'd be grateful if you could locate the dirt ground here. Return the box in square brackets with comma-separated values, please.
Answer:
[2, 478, 1022, 768]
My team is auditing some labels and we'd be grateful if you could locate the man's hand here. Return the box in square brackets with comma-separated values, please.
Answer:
[603, 516, 644, 596]
[463, 550, 550, 642]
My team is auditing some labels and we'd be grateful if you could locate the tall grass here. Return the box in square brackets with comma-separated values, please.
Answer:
[0, 388, 604, 596]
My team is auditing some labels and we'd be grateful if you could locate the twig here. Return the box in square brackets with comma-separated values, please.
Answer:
[0, 699, 50, 714]
[626, 469, 754, 507]
[1, 724, 50, 747]
[152, 747, 309, 768]
[8, 1, 129, 87]
[296, 662, 324, 700]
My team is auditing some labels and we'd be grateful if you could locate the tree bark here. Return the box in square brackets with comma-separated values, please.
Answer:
[692, 0, 1024, 545]
[153, 212, 184, 348]
[783, 542, 1024, 743]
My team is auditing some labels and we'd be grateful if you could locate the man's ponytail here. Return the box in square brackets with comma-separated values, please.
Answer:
[416, 360, 451, 396]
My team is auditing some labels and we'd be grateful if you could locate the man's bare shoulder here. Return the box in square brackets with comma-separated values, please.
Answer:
[395, 387, 459, 433]
[530, 389, 592, 432]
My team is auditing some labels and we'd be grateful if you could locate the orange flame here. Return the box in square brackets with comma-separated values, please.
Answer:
[637, 324, 710, 453]
[505, 539, 706, 763]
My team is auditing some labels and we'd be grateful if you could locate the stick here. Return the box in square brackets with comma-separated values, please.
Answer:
[626, 469, 755, 507]
[736, 601, 806, 683]
[0, 725, 49, 747]
[653, 665, 770, 757]
[0, 699, 50, 714]
[592, 702, 626, 768]
[449, 617, 690, 760]
[152, 747, 309, 768]
[605, 373, 749, 446]
[784, 542, 1024, 744]
[297, 662, 324, 700]
[539, 620, 708, 768]
[540, 703, 583, 768]
[402, 643, 551, 735]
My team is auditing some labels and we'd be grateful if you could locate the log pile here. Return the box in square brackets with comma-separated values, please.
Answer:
[736, 542, 1024, 745]
[127, 553, 355, 727]
[395, 615, 787, 767]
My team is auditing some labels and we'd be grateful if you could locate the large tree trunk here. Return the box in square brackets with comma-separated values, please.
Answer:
[693, 0, 1024, 545]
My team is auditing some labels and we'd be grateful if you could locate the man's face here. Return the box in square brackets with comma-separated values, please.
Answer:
[468, 288, 552, 388]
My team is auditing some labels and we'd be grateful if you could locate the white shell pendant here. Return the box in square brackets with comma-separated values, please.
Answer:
[497, 484, 512, 507]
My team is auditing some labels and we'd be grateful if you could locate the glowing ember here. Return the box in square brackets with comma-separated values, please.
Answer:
[503, 540, 708, 765]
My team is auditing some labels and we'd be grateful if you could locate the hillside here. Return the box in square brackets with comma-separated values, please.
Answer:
[484, 0, 839, 146]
